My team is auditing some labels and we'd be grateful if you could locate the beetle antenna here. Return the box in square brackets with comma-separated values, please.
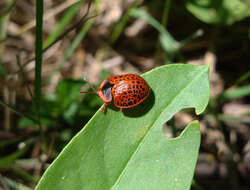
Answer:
[80, 91, 97, 94]
[80, 76, 97, 94]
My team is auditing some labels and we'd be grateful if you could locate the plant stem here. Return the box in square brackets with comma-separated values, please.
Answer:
[35, 0, 45, 147]
[0, 0, 11, 57]
[161, 0, 171, 28]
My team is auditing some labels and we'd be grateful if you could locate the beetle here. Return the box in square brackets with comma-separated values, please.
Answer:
[80, 74, 151, 112]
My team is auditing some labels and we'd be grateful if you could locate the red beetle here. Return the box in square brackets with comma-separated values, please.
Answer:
[80, 74, 151, 112]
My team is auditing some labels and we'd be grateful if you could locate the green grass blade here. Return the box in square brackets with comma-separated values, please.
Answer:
[0, 99, 39, 124]
[0, 146, 29, 168]
[0, 60, 7, 78]
[0, 0, 16, 19]
[9, 165, 38, 184]
[43, 0, 84, 49]
[0, 175, 32, 190]
[49, 0, 98, 79]
[130, 8, 181, 64]
[161, 0, 171, 27]
[60, 19, 94, 66]
[34, 0, 44, 119]
[109, 0, 140, 44]
[233, 71, 250, 86]
[221, 85, 250, 99]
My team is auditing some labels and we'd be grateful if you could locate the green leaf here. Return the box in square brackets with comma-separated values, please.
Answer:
[36, 64, 210, 190]
[185, 0, 250, 25]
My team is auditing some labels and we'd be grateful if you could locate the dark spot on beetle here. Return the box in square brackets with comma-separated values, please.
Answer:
[128, 90, 132, 94]
[132, 81, 135, 84]
[128, 87, 131, 90]
[140, 85, 142, 88]
[133, 95, 137, 97]
[142, 88, 145, 91]
[133, 100, 137, 104]
[129, 84, 132, 87]
[128, 101, 132, 105]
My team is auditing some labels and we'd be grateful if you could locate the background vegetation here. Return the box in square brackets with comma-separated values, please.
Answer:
[0, 0, 249, 189]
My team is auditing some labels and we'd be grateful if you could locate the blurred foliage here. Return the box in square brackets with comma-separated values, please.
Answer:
[18, 79, 102, 129]
[185, 0, 250, 25]
[43, 0, 85, 49]
[0, 60, 7, 78]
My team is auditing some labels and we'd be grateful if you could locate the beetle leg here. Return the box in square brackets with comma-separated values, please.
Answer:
[101, 103, 108, 112]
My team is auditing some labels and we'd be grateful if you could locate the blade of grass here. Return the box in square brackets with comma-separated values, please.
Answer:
[15, 0, 80, 36]
[218, 114, 250, 124]
[43, 0, 85, 49]
[34, 0, 43, 122]
[161, 0, 171, 27]
[154, 0, 172, 64]
[220, 85, 250, 100]
[0, 146, 29, 168]
[0, 0, 11, 56]
[0, 174, 32, 190]
[0, 99, 39, 124]
[130, 8, 179, 53]
[48, 0, 99, 80]
[211, 73, 250, 105]
[0, 136, 25, 148]
[60, 0, 98, 64]
[0, 59, 7, 78]
[58, 19, 94, 67]
[109, 0, 141, 44]
[233, 71, 250, 86]
[9, 165, 39, 184]
[0, 0, 16, 19]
